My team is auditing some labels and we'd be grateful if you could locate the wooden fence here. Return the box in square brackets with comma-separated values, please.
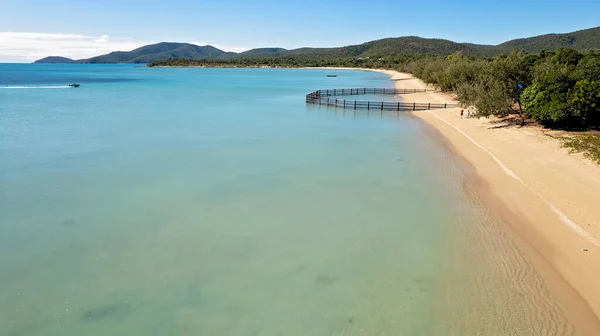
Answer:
[305, 88, 459, 111]
[309, 88, 431, 97]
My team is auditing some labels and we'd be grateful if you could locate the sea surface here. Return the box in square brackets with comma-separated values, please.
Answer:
[0, 64, 577, 335]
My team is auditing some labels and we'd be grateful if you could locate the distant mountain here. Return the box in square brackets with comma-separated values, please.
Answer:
[229, 27, 600, 59]
[255, 37, 489, 59]
[34, 56, 74, 64]
[34, 26, 600, 64]
[66, 42, 232, 64]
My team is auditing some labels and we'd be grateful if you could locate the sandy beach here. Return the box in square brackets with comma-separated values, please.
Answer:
[364, 69, 600, 334]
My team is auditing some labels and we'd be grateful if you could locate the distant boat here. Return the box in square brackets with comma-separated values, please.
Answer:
[327, 74, 337, 77]
[68, 83, 80, 88]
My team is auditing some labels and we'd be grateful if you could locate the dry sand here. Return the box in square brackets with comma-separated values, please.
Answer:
[364, 69, 600, 334]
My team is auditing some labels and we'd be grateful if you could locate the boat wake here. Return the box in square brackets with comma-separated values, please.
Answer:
[0, 85, 71, 89]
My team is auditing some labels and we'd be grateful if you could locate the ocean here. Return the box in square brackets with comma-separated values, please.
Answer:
[0, 64, 576, 335]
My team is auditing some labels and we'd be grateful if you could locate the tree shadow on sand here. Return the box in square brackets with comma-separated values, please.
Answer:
[486, 115, 536, 129]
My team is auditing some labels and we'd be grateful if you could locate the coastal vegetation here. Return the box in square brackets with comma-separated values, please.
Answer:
[147, 54, 426, 69]
[404, 49, 600, 128]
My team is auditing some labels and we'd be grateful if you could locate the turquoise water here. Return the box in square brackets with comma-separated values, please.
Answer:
[0, 65, 575, 335]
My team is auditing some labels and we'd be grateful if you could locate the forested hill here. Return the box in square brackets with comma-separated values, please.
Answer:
[239, 27, 600, 58]
[72, 43, 235, 64]
[34, 26, 600, 64]
[34, 56, 75, 63]
[495, 26, 600, 53]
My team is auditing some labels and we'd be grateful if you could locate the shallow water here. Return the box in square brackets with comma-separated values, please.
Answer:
[0, 65, 575, 335]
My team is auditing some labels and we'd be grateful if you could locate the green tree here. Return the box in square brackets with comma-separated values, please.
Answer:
[462, 51, 530, 124]
[490, 51, 531, 123]
[552, 48, 583, 67]
[574, 53, 600, 81]
[521, 83, 572, 124]
[521, 59, 577, 125]
[568, 80, 600, 126]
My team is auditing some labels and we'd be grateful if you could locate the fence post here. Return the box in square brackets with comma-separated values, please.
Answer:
[413, 102, 416, 111]
[354, 100, 357, 110]
[428, 103, 431, 110]
[444, 103, 447, 109]
[364, 88, 366, 94]
[381, 101, 384, 111]
[343, 100, 346, 109]
[367, 101, 370, 110]
[397, 102, 400, 111]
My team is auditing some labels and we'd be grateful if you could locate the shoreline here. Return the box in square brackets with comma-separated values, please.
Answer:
[367, 68, 600, 334]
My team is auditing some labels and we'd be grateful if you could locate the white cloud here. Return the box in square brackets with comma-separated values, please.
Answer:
[0, 32, 146, 62]
[0, 32, 251, 62]
[95, 35, 110, 43]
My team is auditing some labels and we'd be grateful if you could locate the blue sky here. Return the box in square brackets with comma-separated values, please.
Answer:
[1, 0, 599, 61]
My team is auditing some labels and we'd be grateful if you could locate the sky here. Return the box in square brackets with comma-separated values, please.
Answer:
[1, 0, 599, 62]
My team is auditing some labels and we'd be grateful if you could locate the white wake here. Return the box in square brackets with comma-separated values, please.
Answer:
[0, 85, 71, 89]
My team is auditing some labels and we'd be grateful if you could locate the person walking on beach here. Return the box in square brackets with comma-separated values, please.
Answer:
[460, 109, 464, 118]
[466, 109, 471, 118]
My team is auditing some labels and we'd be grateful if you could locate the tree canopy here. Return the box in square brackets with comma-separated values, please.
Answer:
[403, 49, 600, 128]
